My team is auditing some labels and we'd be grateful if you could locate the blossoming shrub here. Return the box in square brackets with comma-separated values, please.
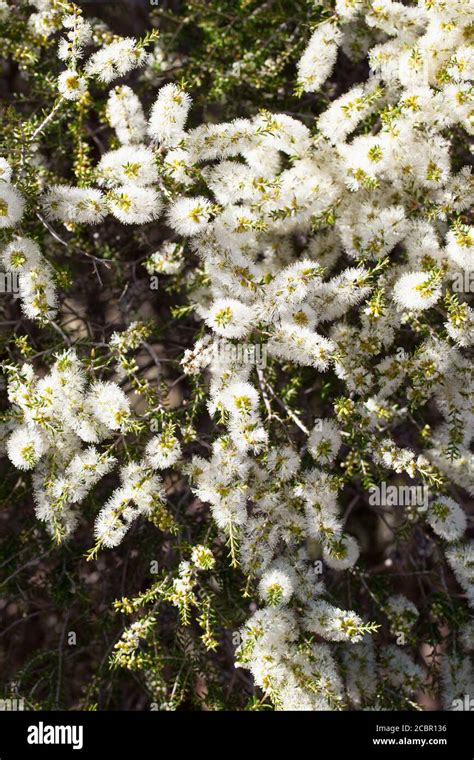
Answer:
[0, 0, 473, 710]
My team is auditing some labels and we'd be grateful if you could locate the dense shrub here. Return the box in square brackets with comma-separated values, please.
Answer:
[0, 0, 473, 711]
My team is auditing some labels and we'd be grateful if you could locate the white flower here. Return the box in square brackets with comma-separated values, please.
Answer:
[428, 496, 467, 542]
[58, 14, 92, 61]
[268, 325, 335, 371]
[96, 146, 158, 187]
[145, 433, 182, 469]
[0, 158, 12, 183]
[308, 418, 342, 464]
[460, 621, 474, 651]
[19, 264, 58, 321]
[2, 237, 42, 271]
[167, 196, 213, 236]
[191, 545, 215, 570]
[94, 487, 131, 548]
[446, 543, 474, 608]
[163, 148, 194, 186]
[220, 381, 260, 418]
[228, 417, 268, 454]
[384, 594, 419, 634]
[323, 535, 360, 570]
[57, 69, 87, 100]
[269, 259, 322, 305]
[144, 242, 184, 275]
[106, 85, 147, 145]
[87, 381, 130, 430]
[43, 186, 106, 224]
[85, 38, 149, 84]
[62, 447, 116, 504]
[393, 271, 441, 311]
[0, 184, 25, 227]
[108, 186, 163, 224]
[380, 646, 424, 692]
[148, 84, 192, 146]
[446, 226, 473, 270]
[259, 567, 294, 606]
[0, 0, 9, 22]
[266, 446, 300, 480]
[296, 22, 342, 93]
[319, 81, 383, 143]
[205, 298, 255, 339]
[305, 600, 366, 642]
[7, 426, 46, 470]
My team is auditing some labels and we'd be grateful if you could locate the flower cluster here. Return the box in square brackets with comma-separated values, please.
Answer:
[1, 350, 175, 544]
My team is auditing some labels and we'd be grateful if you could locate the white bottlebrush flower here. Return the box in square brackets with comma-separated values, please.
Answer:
[163, 148, 194, 186]
[305, 600, 366, 642]
[268, 325, 335, 371]
[144, 242, 184, 275]
[42, 185, 106, 224]
[428, 496, 467, 542]
[446, 226, 473, 270]
[337, 203, 407, 260]
[296, 22, 343, 93]
[446, 542, 474, 609]
[62, 447, 116, 504]
[393, 271, 442, 311]
[384, 594, 419, 635]
[265, 445, 300, 481]
[228, 417, 268, 454]
[148, 83, 192, 146]
[335, 0, 365, 20]
[121, 463, 165, 513]
[205, 298, 255, 339]
[220, 381, 260, 418]
[57, 15, 92, 62]
[318, 81, 384, 144]
[308, 418, 342, 464]
[323, 534, 360, 571]
[343, 641, 378, 708]
[145, 432, 182, 469]
[106, 85, 147, 145]
[380, 646, 424, 692]
[87, 381, 131, 431]
[269, 259, 322, 305]
[460, 621, 474, 651]
[107, 185, 163, 224]
[57, 69, 87, 100]
[2, 237, 42, 271]
[94, 487, 131, 548]
[0, 157, 12, 183]
[85, 38, 149, 84]
[96, 146, 158, 187]
[7, 425, 46, 470]
[0, 184, 25, 227]
[446, 305, 474, 348]
[18, 264, 58, 321]
[167, 196, 213, 236]
[60, 13, 92, 48]
[259, 567, 294, 606]
[191, 544, 215, 570]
